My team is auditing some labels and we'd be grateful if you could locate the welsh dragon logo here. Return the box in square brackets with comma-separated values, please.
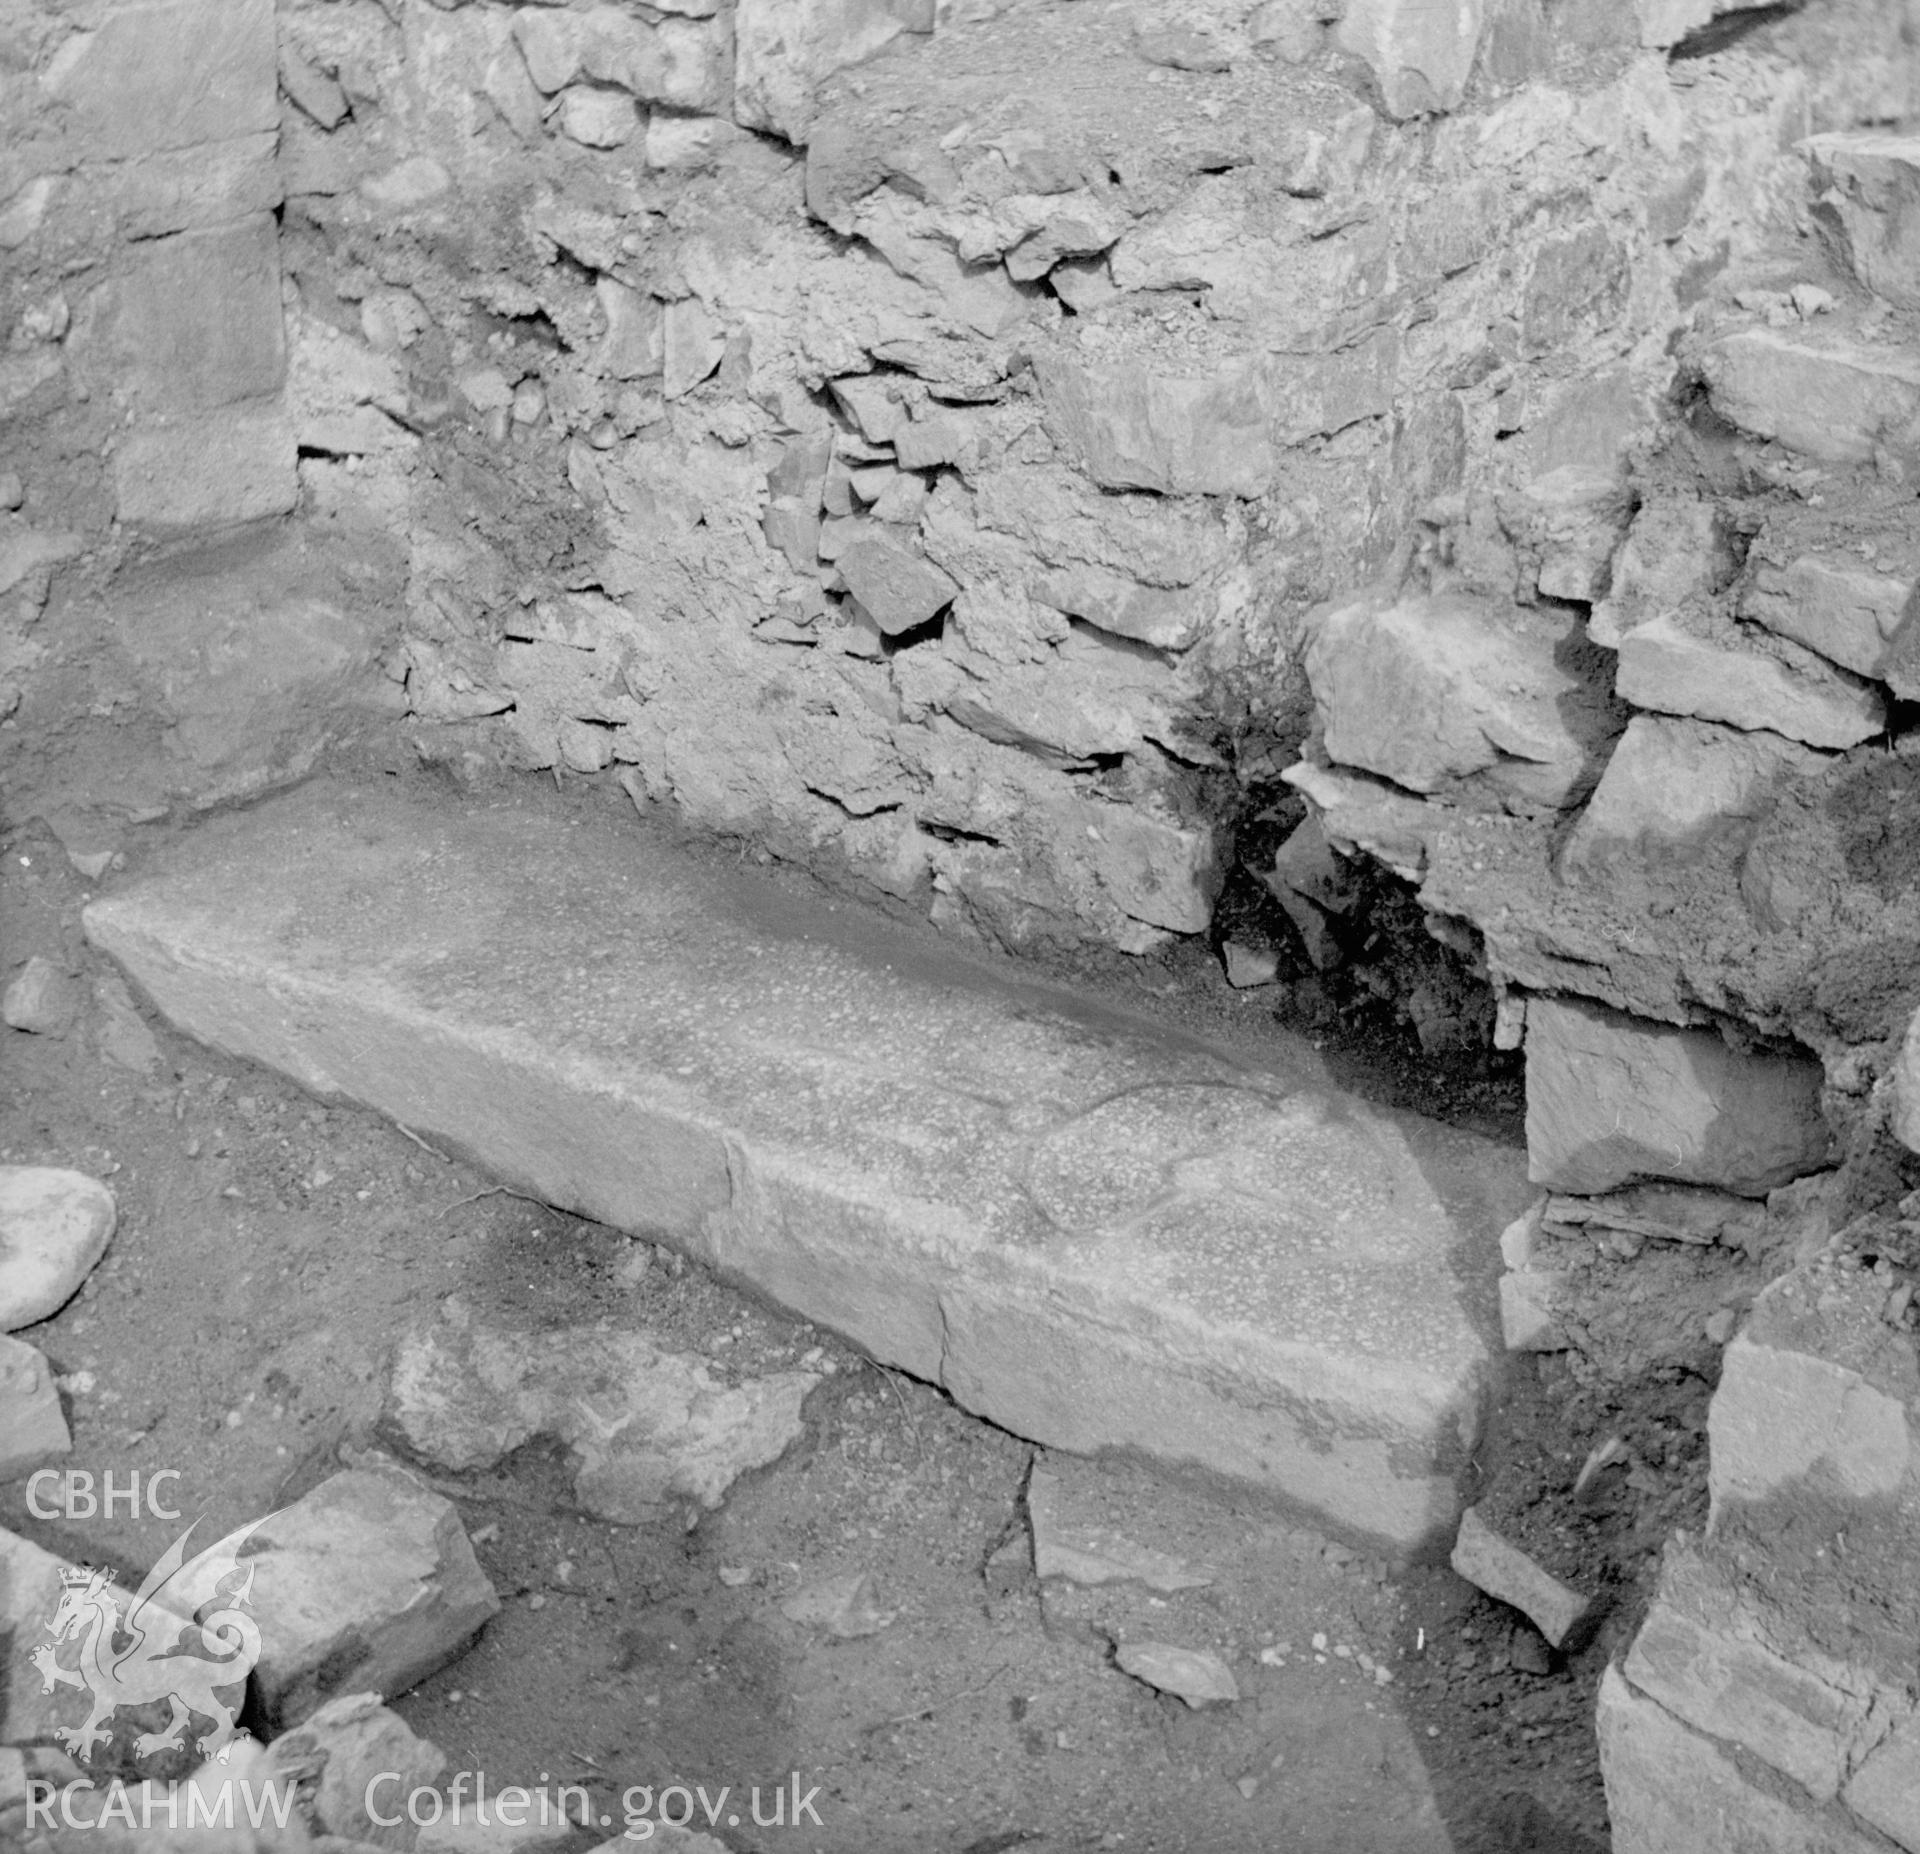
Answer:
[28, 1514, 278, 1765]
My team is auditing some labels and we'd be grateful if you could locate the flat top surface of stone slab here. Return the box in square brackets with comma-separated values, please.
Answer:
[83, 780, 1528, 1547]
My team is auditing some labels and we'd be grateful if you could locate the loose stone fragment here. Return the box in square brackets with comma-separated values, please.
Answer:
[836, 538, 957, 633]
[0, 1166, 116, 1330]
[385, 1309, 818, 1522]
[780, 1570, 895, 1638]
[260, 1689, 447, 1848]
[3, 957, 78, 1036]
[0, 1334, 69, 1481]
[1449, 1506, 1593, 1648]
[1221, 942, 1279, 990]
[1116, 1640, 1240, 1708]
[248, 1464, 500, 1725]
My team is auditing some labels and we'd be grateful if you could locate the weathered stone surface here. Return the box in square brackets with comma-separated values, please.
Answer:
[0, 1335, 69, 1482]
[1807, 133, 1920, 310]
[83, 780, 1532, 1550]
[1283, 760, 1437, 883]
[1524, 997, 1829, 1197]
[1709, 1332, 1910, 1520]
[1614, 616, 1885, 751]
[1261, 815, 1357, 975]
[1499, 466, 1632, 604]
[780, 1570, 896, 1638]
[106, 215, 286, 414]
[1449, 1506, 1592, 1647]
[837, 537, 957, 632]
[512, 4, 728, 111]
[1068, 799, 1218, 935]
[45, 0, 277, 159]
[1036, 356, 1273, 498]
[1625, 1562, 1870, 1802]
[1560, 716, 1820, 877]
[1307, 588, 1617, 812]
[1499, 1269, 1571, 1352]
[1742, 554, 1913, 682]
[1891, 1005, 1920, 1156]
[1115, 1640, 1239, 1708]
[385, 1307, 818, 1521]
[594, 278, 664, 382]
[734, 0, 931, 143]
[0, 1166, 116, 1331]
[1029, 565, 1206, 652]
[559, 87, 640, 149]
[662, 296, 725, 399]
[1336, 0, 1486, 117]
[3, 956, 79, 1037]
[1221, 941, 1280, 990]
[260, 1690, 447, 1850]
[112, 404, 298, 531]
[1588, 492, 1725, 649]
[1028, 1463, 1211, 1593]
[1846, 1713, 1920, 1852]
[249, 1465, 500, 1725]
[1597, 1666, 1884, 1854]
[1635, 0, 1780, 46]
[1699, 329, 1920, 466]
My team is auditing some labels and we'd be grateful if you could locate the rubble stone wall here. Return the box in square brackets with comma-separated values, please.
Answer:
[12, 2, 1920, 1840]
[259, 0, 1913, 960]
[1, 0, 296, 716]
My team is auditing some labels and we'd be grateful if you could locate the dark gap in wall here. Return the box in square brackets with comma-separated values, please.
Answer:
[1670, 1, 1805, 56]
[919, 819, 1000, 846]
[880, 608, 947, 654]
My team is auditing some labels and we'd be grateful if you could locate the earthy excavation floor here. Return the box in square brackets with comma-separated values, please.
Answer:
[0, 753, 1697, 1853]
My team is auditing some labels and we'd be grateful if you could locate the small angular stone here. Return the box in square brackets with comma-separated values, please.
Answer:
[248, 1465, 500, 1726]
[261, 1689, 447, 1849]
[1450, 1506, 1593, 1647]
[3, 957, 78, 1036]
[779, 1570, 895, 1638]
[0, 1166, 116, 1330]
[1222, 942, 1279, 990]
[93, 970, 164, 1073]
[1614, 615, 1884, 751]
[0, 1335, 69, 1481]
[836, 539, 957, 634]
[385, 1310, 817, 1522]
[1027, 1465, 1212, 1592]
[1116, 1640, 1240, 1708]
[1560, 716, 1819, 877]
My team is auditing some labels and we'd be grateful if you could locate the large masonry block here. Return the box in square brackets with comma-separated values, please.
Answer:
[1524, 996, 1830, 1197]
[45, 0, 278, 160]
[83, 781, 1530, 1553]
[108, 215, 287, 413]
